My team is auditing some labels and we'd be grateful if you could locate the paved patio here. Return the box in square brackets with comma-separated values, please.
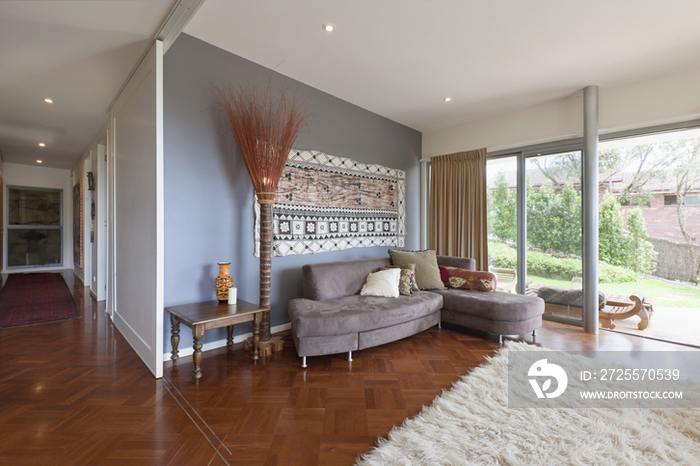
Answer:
[604, 305, 700, 347]
[528, 284, 700, 347]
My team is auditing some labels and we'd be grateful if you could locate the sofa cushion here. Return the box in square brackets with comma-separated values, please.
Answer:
[433, 289, 544, 322]
[302, 257, 392, 301]
[443, 267, 497, 292]
[389, 249, 446, 290]
[360, 268, 401, 298]
[537, 286, 607, 310]
[288, 291, 444, 338]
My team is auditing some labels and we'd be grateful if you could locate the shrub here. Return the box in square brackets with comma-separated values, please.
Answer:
[488, 241, 638, 283]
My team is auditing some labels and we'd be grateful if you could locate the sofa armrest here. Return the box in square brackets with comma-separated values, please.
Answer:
[436, 255, 476, 271]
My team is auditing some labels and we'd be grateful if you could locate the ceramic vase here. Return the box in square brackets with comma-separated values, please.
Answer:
[215, 262, 234, 302]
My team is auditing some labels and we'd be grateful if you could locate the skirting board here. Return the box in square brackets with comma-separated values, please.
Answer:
[162, 322, 292, 361]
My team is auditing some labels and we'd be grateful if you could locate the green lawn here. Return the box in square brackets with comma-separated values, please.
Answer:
[529, 275, 700, 308]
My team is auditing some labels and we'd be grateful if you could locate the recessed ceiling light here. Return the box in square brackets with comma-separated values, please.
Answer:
[322, 23, 335, 32]
[37, 160, 43, 164]
[444, 97, 452, 102]
[38, 142, 45, 147]
[44, 98, 53, 103]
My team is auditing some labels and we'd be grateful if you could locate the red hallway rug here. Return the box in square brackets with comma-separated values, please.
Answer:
[0, 273, 79, 329]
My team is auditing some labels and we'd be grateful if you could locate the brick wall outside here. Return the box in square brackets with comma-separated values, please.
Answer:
[620, 193, 700, 244]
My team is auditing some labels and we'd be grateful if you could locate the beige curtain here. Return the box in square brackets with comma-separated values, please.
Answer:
[429, 148, 488, 271]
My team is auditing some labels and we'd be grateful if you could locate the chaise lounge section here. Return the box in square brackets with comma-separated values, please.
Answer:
[288, 255, 544, 367]
[433, 256, 545, 340]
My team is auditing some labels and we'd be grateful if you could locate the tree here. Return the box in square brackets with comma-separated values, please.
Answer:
[662, 138, 700, 283]
[614, 144, 668, 205]
[626, 208, 658, 274]
[531, 152, 581, 188]
[528, 181, 581, 256]
[598, 192, 657, 274]
[488, 171, 516, 242]
[598, 193, 630, 267]
[530, 146, 668, 206]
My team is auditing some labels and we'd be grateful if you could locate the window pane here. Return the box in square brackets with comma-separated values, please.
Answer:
[8, 188, 61, 226]
[8, 229, 61, 267]
[598, 128, 700, 346]
[526, 151, 583, 323]
[487, 156, 518, 292]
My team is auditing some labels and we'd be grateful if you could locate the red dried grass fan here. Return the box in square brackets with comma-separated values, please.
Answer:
[216, 84, 307, 343]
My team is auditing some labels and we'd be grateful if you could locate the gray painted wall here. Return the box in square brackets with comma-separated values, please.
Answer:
[163, 34, 421, 353]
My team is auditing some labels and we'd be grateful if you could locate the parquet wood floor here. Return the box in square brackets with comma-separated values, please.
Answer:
[1, 270, 697, 465]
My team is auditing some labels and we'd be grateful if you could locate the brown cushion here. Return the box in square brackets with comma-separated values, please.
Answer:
[389, 249, 446, 290]
[443, 267, 497, 292]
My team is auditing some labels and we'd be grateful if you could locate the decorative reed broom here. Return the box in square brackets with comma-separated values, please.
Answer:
[216, 84, 307, 353]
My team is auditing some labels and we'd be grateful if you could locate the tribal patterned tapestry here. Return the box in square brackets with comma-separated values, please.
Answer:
[255, 150, 406, 257]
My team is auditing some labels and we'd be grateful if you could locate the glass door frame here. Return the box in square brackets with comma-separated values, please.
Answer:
[490, 139, 587, 326]
[6, 184, 64, 269]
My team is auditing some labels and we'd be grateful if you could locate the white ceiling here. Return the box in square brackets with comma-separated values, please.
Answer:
[0, 0, 176, 169]
[184, 0, 700, 132]
[4, 1, 700, 170]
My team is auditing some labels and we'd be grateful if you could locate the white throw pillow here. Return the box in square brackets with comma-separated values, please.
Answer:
[360, 268, 401, 298]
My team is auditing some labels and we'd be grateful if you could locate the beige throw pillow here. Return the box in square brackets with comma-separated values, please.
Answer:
[388, 249, 446, 290]
[360, 268, 401, 298]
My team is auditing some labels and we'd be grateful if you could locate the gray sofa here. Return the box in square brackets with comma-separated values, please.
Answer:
[288, 255, 544, 367]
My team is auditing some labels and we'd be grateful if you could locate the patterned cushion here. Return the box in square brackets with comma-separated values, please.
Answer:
[443, 267, 498, 292]
[377, 263, 416, 296]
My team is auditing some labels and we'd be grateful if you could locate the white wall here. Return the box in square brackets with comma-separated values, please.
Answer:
[72, 119, 110, 300]
[110, 40, 164, 378]
[423, 66, 700, 156]
[1, 162, 73, 273]
[93, 140, 107, 301]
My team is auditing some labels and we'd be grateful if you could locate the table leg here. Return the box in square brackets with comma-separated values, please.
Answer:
[226, 325, 234, 347]
[170, 314, 180, 361]
[251, 312, 261, 361]
[193, 327, 204, 384]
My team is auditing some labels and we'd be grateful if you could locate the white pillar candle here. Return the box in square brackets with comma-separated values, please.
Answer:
[228, 287, 237, 305]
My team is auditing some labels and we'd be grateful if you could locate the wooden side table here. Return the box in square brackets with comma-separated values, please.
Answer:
[165, 299, 265, 384]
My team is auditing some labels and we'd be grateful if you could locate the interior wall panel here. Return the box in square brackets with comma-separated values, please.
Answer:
[111, 40, 164, 377]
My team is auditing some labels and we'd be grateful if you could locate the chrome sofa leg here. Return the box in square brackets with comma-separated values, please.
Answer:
[498, 334, 503, 345]
[348, 351, 353, 362]
[438, 321, 442, 329]
[532, 330, 537, 337]
[301, 356, 307, 368]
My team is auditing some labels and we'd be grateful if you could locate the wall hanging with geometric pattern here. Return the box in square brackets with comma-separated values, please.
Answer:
[255, 149, 406, 257]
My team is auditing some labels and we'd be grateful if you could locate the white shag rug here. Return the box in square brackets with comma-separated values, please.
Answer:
[356, 342, 700, 466]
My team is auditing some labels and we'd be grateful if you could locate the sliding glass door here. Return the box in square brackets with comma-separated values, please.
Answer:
[6, 186, 62, 268]
[487, 151, 584, 324]
[525, 151, 583, 324]
[486, 155, 518, 290]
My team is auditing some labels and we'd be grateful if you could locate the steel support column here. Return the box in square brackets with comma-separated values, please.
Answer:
[516, 152, 527, 295]
[583, 85, 600, 334]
